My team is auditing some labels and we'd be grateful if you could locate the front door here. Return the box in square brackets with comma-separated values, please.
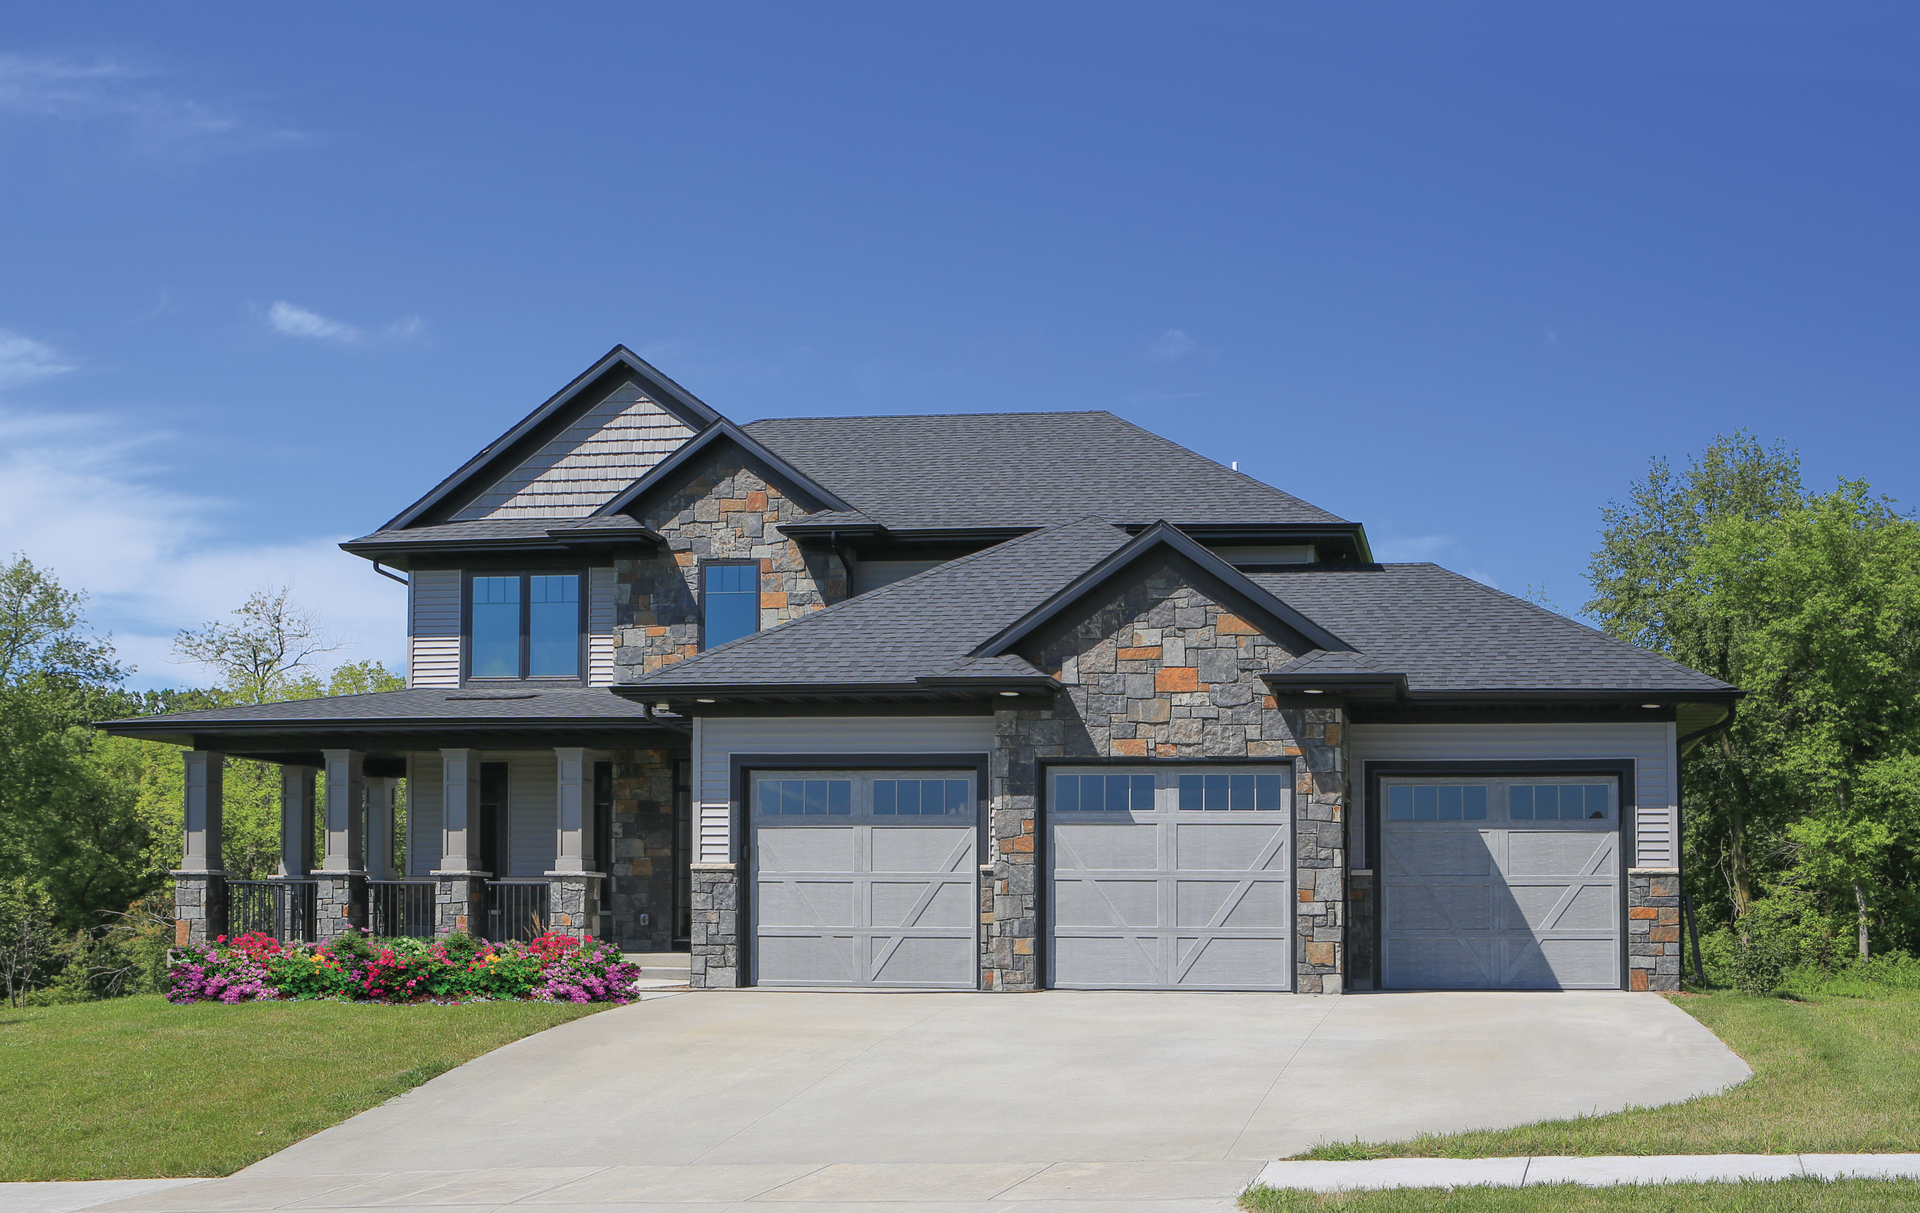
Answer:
[750, 769, 980, 988]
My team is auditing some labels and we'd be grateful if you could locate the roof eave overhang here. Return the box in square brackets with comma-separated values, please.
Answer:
[1127, 521, 1374, 563]
[340, 527, 663, 568]
[611, 676, 1060, 710]
[1261, 672, 1408, 706]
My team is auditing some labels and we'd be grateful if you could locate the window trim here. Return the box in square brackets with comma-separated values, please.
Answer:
[461, 568, 589, 685]
[697, 558, 763, 652]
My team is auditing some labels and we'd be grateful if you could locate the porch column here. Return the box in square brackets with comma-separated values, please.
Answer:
[172, 751, 226, 946]
[365, 776, 396, 882]
[434, 748, 486, 935]
[316, 749, 367, 940]
[276, 766, 316, 877]
[546, 747, 604, 941]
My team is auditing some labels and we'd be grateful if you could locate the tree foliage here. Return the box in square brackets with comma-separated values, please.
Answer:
[1587, 440, 1920, 959]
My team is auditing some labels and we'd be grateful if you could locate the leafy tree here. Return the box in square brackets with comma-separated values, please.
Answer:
[1586, 433, 1803, 919]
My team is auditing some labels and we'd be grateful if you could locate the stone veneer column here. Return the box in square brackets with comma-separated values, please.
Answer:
[1628, 868, 1683, 991]
[546, 747, 605, 942]
[609, 748, 678, 951]
[1290, 707, 1348, 995]
[434, 748, 487, 935]
[688, 865, 740, 987]
[172, 750, 226, 946]
[316, 749, 367, 940]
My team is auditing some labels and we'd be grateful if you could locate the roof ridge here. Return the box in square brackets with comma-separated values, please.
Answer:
[743, 410, 1115, 425]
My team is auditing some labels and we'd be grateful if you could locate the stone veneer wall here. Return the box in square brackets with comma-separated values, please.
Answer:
[608, 747, 680, 951]
[172, 872, 226, 946]
[611, 455, 848, 679]
[1628, 868, 1682, 991]
[985, 557, 1349, 993]
[689, 865, 740, 988]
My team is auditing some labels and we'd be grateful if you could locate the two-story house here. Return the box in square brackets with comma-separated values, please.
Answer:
[106, 347, 1738, 994]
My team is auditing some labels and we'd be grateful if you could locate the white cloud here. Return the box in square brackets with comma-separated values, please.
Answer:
[1149, 328, 1196, 360]
[269, 301, 360, 342]
[0, 406, 404, 688]
[267, 302, 423, 345]
[0, 52, 297, 157]
[0, 329, 74, 388]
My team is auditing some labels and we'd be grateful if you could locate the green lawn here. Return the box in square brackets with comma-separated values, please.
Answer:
[1295, 990, 1920, 1159]
[0, 995, 606, 1181]
[1242, 1178, 1920, 1213]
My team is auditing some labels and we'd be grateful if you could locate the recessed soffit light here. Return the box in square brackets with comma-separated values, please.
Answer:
[696, 698, 716, 703]
[998, 691, 1021, 697]
[1641, 703, 1661, 709]
[1302, 688, 1324, 694]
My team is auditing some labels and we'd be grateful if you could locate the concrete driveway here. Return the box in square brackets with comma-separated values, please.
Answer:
[84, 990, 1749, 1212]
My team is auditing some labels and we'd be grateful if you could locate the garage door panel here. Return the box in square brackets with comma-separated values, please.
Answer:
[1174, 822, 1286, 870]
[757, 879, 857, 927]
[1385, 936, 1494, 989]
[1507, 832, 1615, 875]
[1387, 831, 1497, 876]
[1048, 766, 1293, 991]
[871, 935, 975, 986]
[757, 933, 859, 984]
[1381, 778, 1622, 991]
[1054, 824, 1159, 870]
[752, 770, 978, 989]
[1052, 935, 1161, 986]
[871, 879, 975, 929]
[757, 829, 858, 873]
[1055, 877, 1157, 928]
[1514, 937, 1619, 988]
[871, 827, 973, 872]
[1177, 936, 1294, 988]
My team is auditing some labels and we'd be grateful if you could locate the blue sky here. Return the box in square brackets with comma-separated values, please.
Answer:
[2, 3, 1914, 689]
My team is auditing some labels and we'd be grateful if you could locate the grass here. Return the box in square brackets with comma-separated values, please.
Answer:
[1290, 987, 1920, 1161]
[0, 995, 607, 1181]
[1242, 1178, 1920, 1213]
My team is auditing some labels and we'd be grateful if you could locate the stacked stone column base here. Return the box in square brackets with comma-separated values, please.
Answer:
[1628, 868, 1682, 991]
[689, 864, 739, 987]
[433, 872, 487, 936]
[315, 872, 367, 941]
[545, 873, 605, 941]
[171, 871, 227, 946]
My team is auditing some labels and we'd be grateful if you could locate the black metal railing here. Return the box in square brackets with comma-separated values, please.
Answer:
[369, 881, 436, 939]
[226, 879, 317, 942]
[483, 880, 549, 942]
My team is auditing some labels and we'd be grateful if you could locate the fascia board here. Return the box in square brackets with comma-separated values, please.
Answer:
[381, 346, 724, 531]
[973, 521, 1351, 658]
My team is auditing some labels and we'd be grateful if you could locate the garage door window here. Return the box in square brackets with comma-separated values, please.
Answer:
[1387, 784, 1488, 821]
[754, 771, 977, 819]
[1511, 784, 1611, 821]
[1052, 769, 1287, 811]
[1384, 779, 1613, 823]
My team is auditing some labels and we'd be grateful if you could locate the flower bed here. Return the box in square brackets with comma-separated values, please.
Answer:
[167, 930, 643, 1005]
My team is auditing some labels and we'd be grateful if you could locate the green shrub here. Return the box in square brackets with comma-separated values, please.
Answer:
[1731, 935, 1791, 997]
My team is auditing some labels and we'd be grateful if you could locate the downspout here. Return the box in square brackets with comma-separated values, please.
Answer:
[1676, 702, 1737, 984]
[642, 704, 693, 738]
[373, 562, 408, 586]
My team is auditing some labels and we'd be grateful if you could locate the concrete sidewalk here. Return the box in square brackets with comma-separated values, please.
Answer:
[1255, 1153, 1920, 1191]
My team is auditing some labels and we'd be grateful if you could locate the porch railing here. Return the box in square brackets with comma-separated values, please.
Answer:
[226, 879, 318, 943]
[483, 880, 549, 943]
[369, 880, 436, 939]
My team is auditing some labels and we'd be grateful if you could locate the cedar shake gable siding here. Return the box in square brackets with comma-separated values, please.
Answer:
[613, 449, 850, 678]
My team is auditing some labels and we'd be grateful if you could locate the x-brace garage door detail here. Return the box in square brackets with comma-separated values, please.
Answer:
[1047, 766, 1294, 991]
[750, 770, 979, 988]
[1380, 777, 1622, 990]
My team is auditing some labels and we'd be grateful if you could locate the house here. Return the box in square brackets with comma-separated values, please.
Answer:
[103, 346, 1738, 994]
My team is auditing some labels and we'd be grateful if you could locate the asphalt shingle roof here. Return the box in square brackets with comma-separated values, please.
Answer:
[101, 687, 663, 729]
[742, 412, 1351, 532]
[623, 516, 1135, 689]
[1251, 565, 1735, 693]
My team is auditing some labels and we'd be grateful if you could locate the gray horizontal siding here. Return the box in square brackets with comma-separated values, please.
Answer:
[409, 570, 462, 689]
[490, 749, 558, 879]
[588, 566, 617, 685]
[1349, 721, 1679, 869]
[696, 716, 997, 864]
[406, 751, 444, 877]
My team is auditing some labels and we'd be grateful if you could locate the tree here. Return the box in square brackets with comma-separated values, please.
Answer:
[172, 586, 344, 705]
[1691, 483, 1920, 957]
[1585, 433, 1803, 920]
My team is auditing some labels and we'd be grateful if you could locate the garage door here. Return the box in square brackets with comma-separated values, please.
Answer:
[1380, 777, 1621, 990]
[1047, 766, 1293, 990]
[750, 770, 979, 988]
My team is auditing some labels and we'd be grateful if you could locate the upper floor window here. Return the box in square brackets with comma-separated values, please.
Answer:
[469, 572, 582, 680]
[701, 561, 759, 650]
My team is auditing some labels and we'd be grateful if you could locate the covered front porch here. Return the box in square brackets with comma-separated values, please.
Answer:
[173, 743, 690, 949]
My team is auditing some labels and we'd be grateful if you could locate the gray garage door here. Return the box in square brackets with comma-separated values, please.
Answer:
[1048, 766, 1293, 991]
[1380, 777, 1621, 990]
[750, 770, 979, 988]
